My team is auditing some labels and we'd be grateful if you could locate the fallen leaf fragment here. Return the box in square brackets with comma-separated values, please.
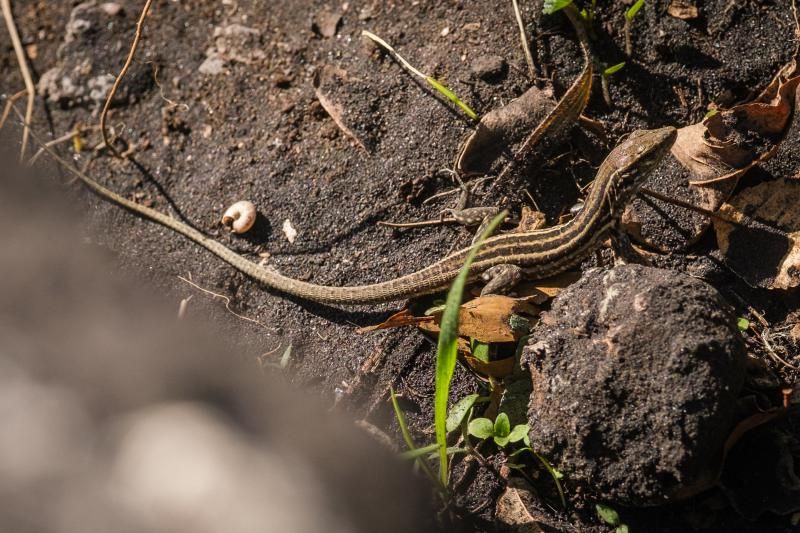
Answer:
[456, 85, 555, 176]
[313, 66, 370, 151]
[357, 308, 434, 333]
[463, 354, 515, 379]
[667, 0, 698, 19]
[495, 477, 546, 532]
[420, 294, 539, 343]
[714, 179, 800, 289]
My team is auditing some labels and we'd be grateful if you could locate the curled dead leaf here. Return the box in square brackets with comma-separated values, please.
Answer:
[714, 179, 800, 290]
[357, 308, 434, 333]
[455, 85, 555, 176]
[624, 60, 800, 252]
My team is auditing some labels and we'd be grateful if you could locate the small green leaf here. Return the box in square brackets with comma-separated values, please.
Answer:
[446, 393, 480, 433]
[616, 525, 630, 533]
[494, 412, 511, 438]
[470, 338, 491, 363]
[604, 62, 626, 76]
[494, 434, 510, 447]
[705, 108, 719, 118]
[543, 0, 574, 15]
[625, 0, 645, 20]
[468, 418, 495, 439]
[508, 424, 530, 443]
[523, 433, 531, 447]
[425, 77, 478, 120]
[737, 317, 750, 332]
[596, 503, 622, 526]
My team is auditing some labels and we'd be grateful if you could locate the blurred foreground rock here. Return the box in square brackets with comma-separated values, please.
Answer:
[0, 169, 434, 533]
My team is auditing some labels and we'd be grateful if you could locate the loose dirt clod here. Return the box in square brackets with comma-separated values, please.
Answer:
[524, 265, 746, 506]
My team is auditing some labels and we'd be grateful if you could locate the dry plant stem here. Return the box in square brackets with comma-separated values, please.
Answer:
[624, 18, 632, 56]
[99, 0, 153, 159]
[638, 187, 748, 229]
[28, 126, 96, 165]
[177, 275, 270, 330]
[1, 0, 35, 161]
[377, 217, 459, 229]
[0, 89, 26, 130]
[511, 0, 536, 80]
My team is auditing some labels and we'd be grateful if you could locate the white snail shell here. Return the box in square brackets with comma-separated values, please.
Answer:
[221, 200, 257, 234]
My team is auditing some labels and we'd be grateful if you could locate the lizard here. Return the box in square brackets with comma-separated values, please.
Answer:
[49, 125, 677, 305]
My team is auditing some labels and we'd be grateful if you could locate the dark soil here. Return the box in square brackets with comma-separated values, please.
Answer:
[2, 0, 800, 531]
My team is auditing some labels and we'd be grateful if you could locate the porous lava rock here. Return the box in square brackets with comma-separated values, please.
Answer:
[524, 265, 746, 506]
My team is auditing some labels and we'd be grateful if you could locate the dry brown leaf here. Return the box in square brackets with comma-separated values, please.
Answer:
[420, 294, 539, 343]
[668, 0, 699, 19]
[357, 308, 433, 333]
[313, 66, 370, 151]
[714, 179, 800, 289]
[515, 271, 582, 304]
[624, 60, 800, 252]
[495, 477, 546, 533]
[455, 85, 555, 176]
[462, 354, 515, 379]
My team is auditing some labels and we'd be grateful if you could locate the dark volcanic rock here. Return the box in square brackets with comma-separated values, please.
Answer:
[523, 265, 746, 506]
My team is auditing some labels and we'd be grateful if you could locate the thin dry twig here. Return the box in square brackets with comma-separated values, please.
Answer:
[1, 0, 36, 161]
[28, 125, 97, 165]
[99, 0, 153, 158]
[378, 217, 460, 229]
[511, 0, 536, 80]
[0, 89, 27, 130]
[638, 187, 749, 228]
[177, 275, 270, 330]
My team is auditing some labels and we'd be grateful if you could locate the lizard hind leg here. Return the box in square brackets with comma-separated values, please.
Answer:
[479, 264, 523, 296]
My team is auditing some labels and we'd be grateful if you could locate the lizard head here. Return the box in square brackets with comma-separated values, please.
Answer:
[599, 126, 677, 216]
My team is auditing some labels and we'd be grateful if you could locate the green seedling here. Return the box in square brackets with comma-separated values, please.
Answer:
[468, 412, 530, 448]
[362, 30, 478, 120]
[737, 317, 750, 332]
[604, 62, 626, 76]
[580, 0, 597, 23]
[596, 503, 630, 533]
[601, 62, 626, 107]
[434, 211, 508, 486]
[624, 0, 646, 56]
[625, 0, 646, 20]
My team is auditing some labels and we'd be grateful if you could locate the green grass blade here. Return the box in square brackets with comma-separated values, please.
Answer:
[625, 0, 645, 20]
[425, 77, 478, 120]
[534, 451, 567, 507]
[435, 211, 507, 486]
[390, 386, 441, 488]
